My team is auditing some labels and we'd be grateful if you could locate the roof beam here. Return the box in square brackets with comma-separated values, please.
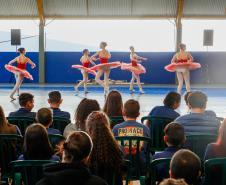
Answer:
[176, 0, 184, 27]
[36, 0, 45, 25]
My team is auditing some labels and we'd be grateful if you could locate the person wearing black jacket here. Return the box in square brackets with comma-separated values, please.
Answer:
[36, 131, 108, 185]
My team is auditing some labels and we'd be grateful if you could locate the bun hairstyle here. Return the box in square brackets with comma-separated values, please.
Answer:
[100, 41, 107, 48]
[83, 49, 89, 55]
[18, 47, 25, 54]
[129, 46, 134, 51]
[63, 131, 93, 162]
[179, 43, 186, 50]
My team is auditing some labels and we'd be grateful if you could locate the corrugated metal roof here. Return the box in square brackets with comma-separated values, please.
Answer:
[0, 0, 225, 19]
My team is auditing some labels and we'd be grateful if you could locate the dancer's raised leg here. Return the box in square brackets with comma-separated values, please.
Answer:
[176, 72, 184, 94]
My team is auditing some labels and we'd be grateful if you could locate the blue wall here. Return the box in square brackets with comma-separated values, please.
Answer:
[1, 52, 226, 84]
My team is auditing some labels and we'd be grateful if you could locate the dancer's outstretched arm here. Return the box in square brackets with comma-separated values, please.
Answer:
[134, 53, 147, 61]
[187, 52, 193, 62]
[171, 54, 177, 63]
[27, 59, 36, 68]
[8, 57, 17, 65]
[90, 52, 99, 61]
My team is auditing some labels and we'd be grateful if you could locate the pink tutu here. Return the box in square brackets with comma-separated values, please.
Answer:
[5, 64, 33, 80]
[71, 65, 97, 76]
[165, 62, 201, 72]
[121, 63, 146, 75]
[90, 61, 121, 71]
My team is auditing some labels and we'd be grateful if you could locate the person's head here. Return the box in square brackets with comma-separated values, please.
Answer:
[86, 111, 122, 168]
[83, 49, 89, 56]
[75, 98, 100, 131]
[103, 90, 123, 117]
[123, 99, 140, 119]
[160, 178, 188, 185]
[184, 91, 192, 106]
[19, 93, 34, 111]
[170, 149, 201, 185]
[217, 119, 226, 147]
[0, 106, 7, 127]
[163, 92, 181, 110]
[129, 46, 135, 52]
[164, 122, 185, 147]
[36, 108, 53, 128]
[23, 123, 53, 160]
[48, 91, 62, 108]
[187, 91, 207, 111]
[63, 131, 93, 164]
[100, 41, 107, 49]
[18, 47, 26, 54]
[179, 44, 186, 51]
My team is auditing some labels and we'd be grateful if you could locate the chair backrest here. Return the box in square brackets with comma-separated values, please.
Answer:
[141, 116, 174, 152]
[51, 117, 70, 134]
[11, 160, 58, 185]
[204, 158, 226, 185]
[115, 136, 151, 179]
[150, 158, 171, 185]
[185, 134, 217, 159]
[7, 117, 35, 135]
[0, 134, 23, 180]
[110, 116, 124, 128]
[48, 134, 65, 149]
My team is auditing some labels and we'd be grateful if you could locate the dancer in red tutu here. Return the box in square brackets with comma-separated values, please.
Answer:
[5, 47, 36, 101]
[91, 42, 121, 94]
[121, 46, 147, 94]
[72, 49, 96, 94]
[165, 44, 201, 94]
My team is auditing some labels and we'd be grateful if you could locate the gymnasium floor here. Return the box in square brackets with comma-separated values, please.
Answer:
[0, 84, 226, 121]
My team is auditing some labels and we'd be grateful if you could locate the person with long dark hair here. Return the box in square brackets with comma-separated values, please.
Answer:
[18, 123, 59, 161]
[5, 47, 36, 101]
[86, 111, 123, 185]
[63, 98, 100, 137]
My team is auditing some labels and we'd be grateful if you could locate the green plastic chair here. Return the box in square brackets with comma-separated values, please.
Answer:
[7, 117, 35, 135]
[51, 117, 70, 134]
[185, 134, 217, 160]
[48, 134, 65, 148]
[115, 136, 151, 183]
[204, 158, 226, 185]
[141, 116, 174, 152]
[109, 116, 124, 128]
[0, 134, 23, 181]
[10, 160, 58, 185]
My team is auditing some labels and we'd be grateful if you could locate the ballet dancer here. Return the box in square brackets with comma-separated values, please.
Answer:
[121, 46, 147, 94]
[5, 47, 36, 101]
[91, 42, 121, 94]
[165, 43, 200, 94]
[72, 49, 96, 94]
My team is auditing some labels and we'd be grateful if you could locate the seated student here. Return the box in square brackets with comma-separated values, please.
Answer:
[0, 105, 21, 135]
[160, 178, 188, 185]
[8, 93, 36, 119]
[37, 108, 61, 135]
[146, 92, 181, 127]
[204, 118, 226, 160]
[63, 98, 100, 138]
[36, 131, 108, 185]
[175, 91, 220, 135]
[86, 111, 123, 185]
[170, 149, 201, 185]
[152, 123, 185, 182]
[48, 91, 70, 120]
[18, 123, 59, 161]
[184, 91, 192, 107]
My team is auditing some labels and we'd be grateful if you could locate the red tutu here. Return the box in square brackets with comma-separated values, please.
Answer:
[165, 62, 201, 72]
[71, 65, 97, 76]
[121, 63, 146, 75]
[91, 61, 121, 71]
[5, 64, 33, 80]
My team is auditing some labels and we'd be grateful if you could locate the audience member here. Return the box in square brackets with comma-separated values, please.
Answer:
[37, 108, 61, 135]
[63, 98, 100, 138]
[204, 118, 226, 160]
[36, 131, 107, 185]
[175, 91, 220, 135]
[9, 93, 36, 119]
[170, 149, 201, 185]
[86, 111, 123, 185]
[0, 105, 21, 135]
[160, 178, 188, 185]
[18, 123, 59, 161]
[184, 91, 192, 106]
[48, 91, 70, 120]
